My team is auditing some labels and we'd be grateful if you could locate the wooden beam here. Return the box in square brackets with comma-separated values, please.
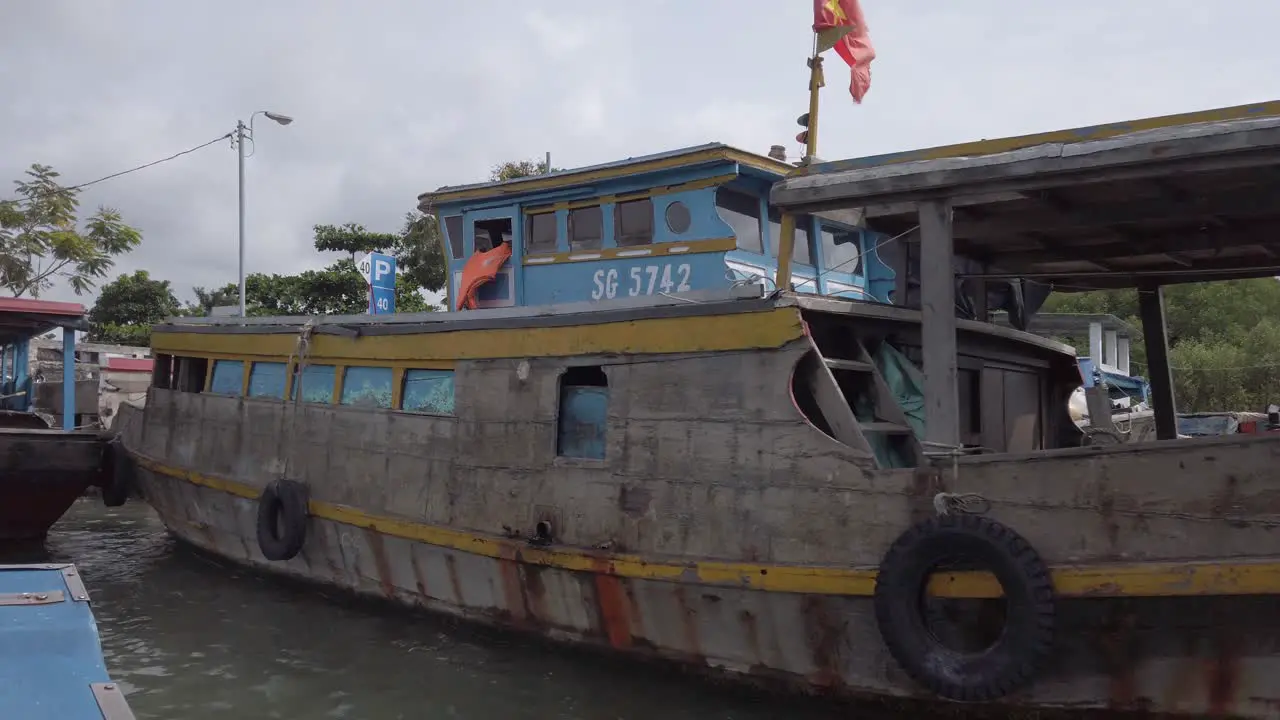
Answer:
[919, 199, 960, 448]
[978, 222, 1277, 265]
[1137, 284, 1178, 440]
[950, 184, 1280, 240]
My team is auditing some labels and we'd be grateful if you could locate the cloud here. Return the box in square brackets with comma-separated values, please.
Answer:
[0, 0, 1276, 309]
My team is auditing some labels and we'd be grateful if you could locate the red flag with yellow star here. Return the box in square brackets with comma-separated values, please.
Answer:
[812, 0, 875, 103]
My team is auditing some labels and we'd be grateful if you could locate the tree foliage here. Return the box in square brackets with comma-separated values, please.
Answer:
[489, 158, 562, 182]
[195, 222, 437, 317]
[87, 270, 180, 345]
[1040, 279, 1280, 412]
[0, 163, 142, 297]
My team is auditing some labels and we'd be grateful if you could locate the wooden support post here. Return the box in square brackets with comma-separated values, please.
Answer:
[919, 200, 960, 448]
[774, 213, 796, 291]
[1138, 283, 1178, 440]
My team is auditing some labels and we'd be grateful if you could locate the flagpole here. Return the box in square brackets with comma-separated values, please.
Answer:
[778, 34, 823, 292]
[804, 45, 824, 161]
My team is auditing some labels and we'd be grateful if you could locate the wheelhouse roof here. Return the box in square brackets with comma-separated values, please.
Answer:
[770, 100, 1280, 290]
[417, 143, 795, 209]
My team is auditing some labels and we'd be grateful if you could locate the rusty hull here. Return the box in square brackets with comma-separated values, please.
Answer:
[132, 464, 1280, 718]
[0, 429, 108, 541]
[113, 332, 1280, 717]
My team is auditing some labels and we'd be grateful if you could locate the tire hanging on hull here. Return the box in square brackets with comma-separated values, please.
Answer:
[873, 513, 1056, 702]
[100, 437, 133, 508]
[256, 479, 310, 561]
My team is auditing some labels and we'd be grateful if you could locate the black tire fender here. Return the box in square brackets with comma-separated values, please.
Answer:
[100, 438, 132, 508]
[873, 513, 1056, 702]
[255, 479, 310, 561]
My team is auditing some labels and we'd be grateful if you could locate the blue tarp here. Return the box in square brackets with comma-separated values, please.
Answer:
[1078, 357, 1149, 402]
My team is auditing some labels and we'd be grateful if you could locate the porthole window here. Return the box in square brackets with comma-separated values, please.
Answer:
[664, 201, 691, 234]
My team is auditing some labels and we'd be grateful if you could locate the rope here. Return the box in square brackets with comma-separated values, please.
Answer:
[281, 318, 317, 480]
[933, 492, 991, 517]
[918, 440, 991, 517]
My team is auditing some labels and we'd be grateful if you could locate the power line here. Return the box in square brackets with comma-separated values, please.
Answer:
[2, 132, 233, 206]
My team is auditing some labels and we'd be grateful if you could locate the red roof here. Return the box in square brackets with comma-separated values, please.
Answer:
[105, 357, 154, 372]
[0, 297, 86, 317]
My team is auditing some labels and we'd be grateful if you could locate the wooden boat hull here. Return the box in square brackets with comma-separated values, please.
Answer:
[115, 389, 1280, 718]
[0, 429, 108, 541]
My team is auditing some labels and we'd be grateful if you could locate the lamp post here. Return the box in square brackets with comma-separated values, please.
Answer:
[236, 110, 294, 317]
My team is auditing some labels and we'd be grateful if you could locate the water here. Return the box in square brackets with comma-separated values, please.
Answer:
[2, 500, 862, 720]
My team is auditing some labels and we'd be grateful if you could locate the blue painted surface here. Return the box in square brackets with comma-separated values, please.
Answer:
[524, 254, 716, 306]
[209, 360, 244, 396]
[291, 364, 336, 404]
[61, 327, 74, 430]
[432, 150, 899, 311]
[557, 386, 608, 460]
[0, 565, 118, 718]
[340, 366, 393, 408]
[402, 369, 455, 415]
[1078, 357, 1150, 401]
[248, 361, 287, 399]
[14, 338, 29, 412]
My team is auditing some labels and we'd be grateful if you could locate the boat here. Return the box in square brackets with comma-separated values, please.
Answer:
[0, 298, 119, 541]
[110, 99, 1280, 717]
[0, 563, 135, 718]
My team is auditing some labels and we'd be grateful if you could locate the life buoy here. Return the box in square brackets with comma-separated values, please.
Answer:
[100, 437, 131, 507]
[255, 479, 310, 561]
[873, 513, 1055, 702]
[457, 241, 512, 310]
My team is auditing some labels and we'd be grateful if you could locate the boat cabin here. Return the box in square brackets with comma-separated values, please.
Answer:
[418, 144, 899, 311]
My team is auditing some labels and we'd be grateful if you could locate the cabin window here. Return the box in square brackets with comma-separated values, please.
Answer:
[401, 369, 455, 415]
[769, 210, 812, 266]
[615, 199, 654, 247]
[173, 356, 209, 392]
[443, 216, 464, 259]
[340, 366, 393, 408]
[568, 206, 603, 251]
[248, 361, 287, 399]
[473, 218, 512, 253]
[209, 360, 245, 396]
[556, 366, 608, 460]
[715, 189, 763, 253]
[664, 201, 692, 234]
[820, 226, 862, 275]
[526, 212, 558, 254]
[290, 363, 336, 404]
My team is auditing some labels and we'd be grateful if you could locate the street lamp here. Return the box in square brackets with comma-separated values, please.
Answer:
[236, 110, 294, 317]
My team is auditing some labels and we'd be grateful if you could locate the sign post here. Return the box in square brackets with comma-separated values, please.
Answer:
[358, 252, 397, 314]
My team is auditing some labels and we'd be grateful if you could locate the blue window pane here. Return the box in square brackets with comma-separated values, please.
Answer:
[289, 364, 336, 404]
[341, 366, 393, 408]
[209, 360, 244, 396]
[248, 362, 287, 399]
[401, 369, 455, 415]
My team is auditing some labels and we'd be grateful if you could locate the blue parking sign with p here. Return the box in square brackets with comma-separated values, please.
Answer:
[360, 252, 397, 314]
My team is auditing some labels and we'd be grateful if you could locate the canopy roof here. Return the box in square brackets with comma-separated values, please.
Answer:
[771, 101, 1280, 290]
[0, 298, 88, 346]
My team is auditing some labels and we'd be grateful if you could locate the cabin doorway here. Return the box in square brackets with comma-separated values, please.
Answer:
[457, 209, 519, 310]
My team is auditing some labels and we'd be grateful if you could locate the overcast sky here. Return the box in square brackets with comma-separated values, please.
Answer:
[2, 0, 1278, 307]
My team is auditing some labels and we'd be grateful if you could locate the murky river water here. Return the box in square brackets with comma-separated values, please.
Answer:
[1, 499, 876, 720]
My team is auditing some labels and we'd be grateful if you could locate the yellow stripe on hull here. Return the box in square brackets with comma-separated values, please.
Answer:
[132, 451, 1280, 600]
[151, 306, 804, 363]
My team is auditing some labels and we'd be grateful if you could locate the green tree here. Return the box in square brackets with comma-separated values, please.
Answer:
[88, 270, 180, 345]
[1040, 278, 1280, 412]
[489, 158, 561, 182]
[0, 163, 142, 297]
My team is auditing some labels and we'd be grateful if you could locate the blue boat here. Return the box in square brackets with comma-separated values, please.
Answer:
[0, 564, 134, 719]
